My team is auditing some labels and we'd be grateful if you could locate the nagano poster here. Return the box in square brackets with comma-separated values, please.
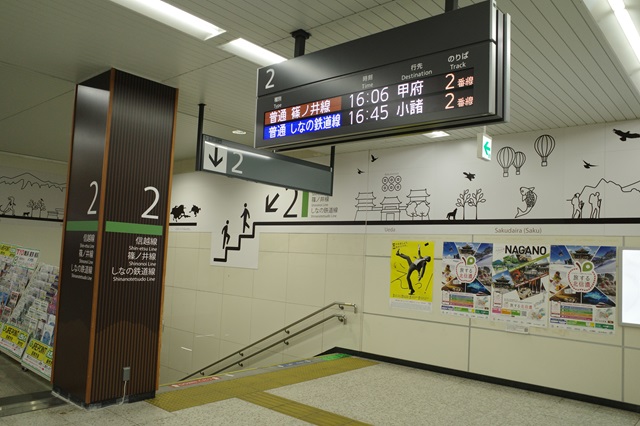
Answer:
[548, 245, 616, 334]
[440, 242, 493, 318]
[390, 240, 434, 311]
[491, 244, 550, 327]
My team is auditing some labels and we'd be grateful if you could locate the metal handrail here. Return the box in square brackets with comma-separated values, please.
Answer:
[179, 301, 356, 381]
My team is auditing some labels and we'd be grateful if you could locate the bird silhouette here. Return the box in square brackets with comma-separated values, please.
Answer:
[357, 168, 364, 174]
[583, 160, 597, 169]
[463, 172, 476, 181]
[371, 154, 378, 162]
[613, 129, 640, 141]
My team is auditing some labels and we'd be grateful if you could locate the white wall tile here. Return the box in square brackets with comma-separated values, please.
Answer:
[283, 304, 325, 359]
[325, 254, 364, 306]
[159, 325, 170, 366]
[191, 335, 221, 375]
[249, 299, 286, 343]
[482, 234, 623, 247]
[172, 248, 199, 289]
[260, 233, 289, 252]
[194, 291, 223, 338]
[283, 325, 324, 360]
[625, 326, 640, 349]
[174, 232, 201, 248]
[223, 267, 254, 297]
[165, 327, 194, 375]
[289, 234, 327, 254]
[321, 309, 361, 353]
[197, 249, 224, 293]
[162, 285, 173, 328]
[362, 313, 469, 371]
[218, 340, 245, 371]
[198, 232, 212, 249]
[167, 231, 178, 249]
[470, 328, 622, 400]
[286, 253, 326, 306]
[220, 295, 252, 345]
[327, 234, 365, 255]
[164, 246, 176, 286]
[624, 237, 640, 246]
[199, 269, 225, 295]
[253, 251, 288, 302]
[159, 366, 186, 386]
[624, 347, 640, 405]
[171, 288, 196, 332]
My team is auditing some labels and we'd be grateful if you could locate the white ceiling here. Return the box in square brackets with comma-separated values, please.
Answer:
[1, 0, 639, 163]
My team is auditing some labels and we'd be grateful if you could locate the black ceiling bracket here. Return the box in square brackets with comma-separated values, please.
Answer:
[291, 29, 311, 57]
[445, 0, 458, 12]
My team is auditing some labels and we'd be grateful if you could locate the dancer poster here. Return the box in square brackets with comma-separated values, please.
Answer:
[491, 244, 549, 327]
[548, 245, 616, 334]
[390, 241, 434, 311]
[440, 242, 493, 318]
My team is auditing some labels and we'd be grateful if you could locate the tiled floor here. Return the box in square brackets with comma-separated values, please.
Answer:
[1, 355, 639, 426]
[0, 352, 50, 398]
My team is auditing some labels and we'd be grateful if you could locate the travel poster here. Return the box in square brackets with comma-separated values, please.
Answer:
[390, 240, 434, 311]
[440, 242, 492, 318]
[548, 245, 616, 334]
[491, 244, 550, 327]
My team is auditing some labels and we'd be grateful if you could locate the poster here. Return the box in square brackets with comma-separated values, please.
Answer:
[441, 242, 493, 318]
[491, 244, 549, 327]
[390, 240, 434, 311]
[548, 245, 616, 334]
[21, 338, 53, 379]
[14, 247, 39, 270]
[0, 323, 30, 359]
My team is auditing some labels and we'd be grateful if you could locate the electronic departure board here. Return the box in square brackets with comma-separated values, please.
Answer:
[254, 0, 510, 151]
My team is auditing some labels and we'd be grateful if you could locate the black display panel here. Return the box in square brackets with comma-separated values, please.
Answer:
[254, 0, 509, 151]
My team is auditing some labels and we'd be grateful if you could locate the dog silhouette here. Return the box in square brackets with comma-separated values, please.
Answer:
[446, 208, 457, 220]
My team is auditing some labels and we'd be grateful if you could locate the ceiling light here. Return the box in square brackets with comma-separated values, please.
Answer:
[608, 0, 640, 62]
[424, 131, 450, 138]
[219, 38, 287, 66]
[108, 0, 225, 40]
[232, 129, 247, 135]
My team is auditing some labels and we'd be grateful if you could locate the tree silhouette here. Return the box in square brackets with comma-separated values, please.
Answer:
[27, 199, 37, 216]
[36, 198, 46, 218]
[456, 189, 471, 220]
[467, 189, 487, 219]
[406, 201, 430, 220]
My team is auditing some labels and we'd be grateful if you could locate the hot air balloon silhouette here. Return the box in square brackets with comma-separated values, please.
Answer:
[513, 151, 527, 175]
[534, 134, 555, 166]
[497, 146, 515, 177]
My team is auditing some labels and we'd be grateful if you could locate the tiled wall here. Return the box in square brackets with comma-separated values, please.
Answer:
[160, 230, 640, 406]
[159, 232, 365, 384]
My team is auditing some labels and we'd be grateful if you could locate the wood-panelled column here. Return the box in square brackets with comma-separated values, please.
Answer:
[53, 69, 177, 407]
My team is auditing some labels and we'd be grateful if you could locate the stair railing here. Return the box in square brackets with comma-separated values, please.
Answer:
[179, 302, 357, 381]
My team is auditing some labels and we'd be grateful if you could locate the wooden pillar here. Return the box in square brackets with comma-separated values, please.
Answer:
[53, 69, 177, 407]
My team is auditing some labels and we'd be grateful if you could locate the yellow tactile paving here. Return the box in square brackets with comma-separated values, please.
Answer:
[148, 356, 376, 425]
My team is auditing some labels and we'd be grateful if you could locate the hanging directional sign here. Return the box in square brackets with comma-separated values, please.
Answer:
[254, 0, 510, 151]
[197, 134, 333, 195]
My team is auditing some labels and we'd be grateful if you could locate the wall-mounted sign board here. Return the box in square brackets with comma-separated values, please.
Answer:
[197, 134, 333, 195]
[255, 0, 509, 151]
[621, 248, 640, 327]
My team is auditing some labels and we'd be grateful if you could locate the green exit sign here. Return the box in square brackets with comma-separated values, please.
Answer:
[477, 133, 492, 161]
